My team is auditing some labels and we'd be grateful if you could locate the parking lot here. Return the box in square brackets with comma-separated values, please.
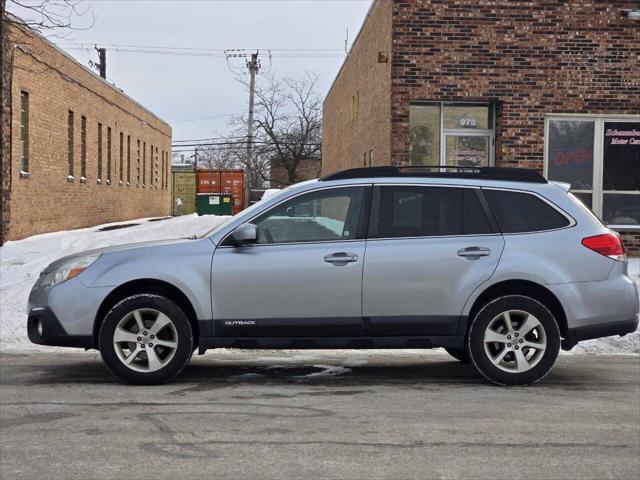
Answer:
[1, 350, 638, 480]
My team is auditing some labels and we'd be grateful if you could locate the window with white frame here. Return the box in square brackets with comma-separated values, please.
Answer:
[410, 102, 495, 168]
[545, 116, 640, 229]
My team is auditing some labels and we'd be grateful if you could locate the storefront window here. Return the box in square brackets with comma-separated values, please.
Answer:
[603, 194, 640, 226]
[547, 120, 594, 189]
[410, 104, 440, 166]
[411, 102, 494, 167]
[572, 192, 593, 209]
[602, 121, 640, 226]
[546, 117, 640, 228]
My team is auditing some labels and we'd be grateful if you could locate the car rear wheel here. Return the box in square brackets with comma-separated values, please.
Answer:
[468, 295, 560, 386]
[99, 294, 193, 385]
[445, 347, 469, 363]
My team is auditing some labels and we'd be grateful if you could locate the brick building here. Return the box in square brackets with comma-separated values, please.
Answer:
[1, 16, 172, 243]
[322, 0, 639, 252]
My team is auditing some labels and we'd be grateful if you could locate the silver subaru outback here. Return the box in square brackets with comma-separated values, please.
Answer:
[27, 167, 639, 385]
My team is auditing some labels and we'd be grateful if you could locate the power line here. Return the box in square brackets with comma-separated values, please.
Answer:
[172, 141, 322, 147]
[58, 42, 344, 53]
[173, 136, 246, 143]
[170, 114, 237, 124]
[63, 46, 344, 58]
[86, 0, 370, 2]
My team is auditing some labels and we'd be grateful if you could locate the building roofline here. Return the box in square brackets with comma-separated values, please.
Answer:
[323, 0, 382, 104]
[5, 12, 170, 128]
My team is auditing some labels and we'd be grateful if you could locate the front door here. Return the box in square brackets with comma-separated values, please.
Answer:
[445, 134, 492, 168]
[211, 186, 369, 337]
[363, 185, 504, 336]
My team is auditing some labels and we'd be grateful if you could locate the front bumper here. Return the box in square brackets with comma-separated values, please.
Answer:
[27, 307, 93, 349]
[563, 315, 639, 350]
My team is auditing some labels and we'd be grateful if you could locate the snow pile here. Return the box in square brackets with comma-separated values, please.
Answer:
[0, 215, 638, 354]
[0, 215, 229, 350]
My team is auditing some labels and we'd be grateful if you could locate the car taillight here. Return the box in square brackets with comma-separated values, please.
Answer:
[581, 233, 627, 261]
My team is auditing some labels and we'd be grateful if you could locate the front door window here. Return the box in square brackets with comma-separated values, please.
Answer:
[252, 187, 365, 244]
[445, 135, 491, 168]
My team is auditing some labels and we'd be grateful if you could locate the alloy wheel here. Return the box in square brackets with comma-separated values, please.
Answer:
[482, 309, 547, 373]
[112, 308, 178, 373]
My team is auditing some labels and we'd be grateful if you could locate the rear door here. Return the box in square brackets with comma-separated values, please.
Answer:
[362, 184, 504, 336]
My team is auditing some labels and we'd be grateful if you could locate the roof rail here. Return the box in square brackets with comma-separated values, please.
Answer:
[320, 166, 548, 184]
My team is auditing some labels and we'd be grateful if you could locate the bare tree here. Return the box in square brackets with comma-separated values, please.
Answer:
[253, 73, 322, 187]
[4, 0, 93, 36]
[205, 73, 322, 190]
[197, 143, 244, 171]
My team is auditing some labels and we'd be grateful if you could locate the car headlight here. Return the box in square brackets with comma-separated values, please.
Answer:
[39, 254, 101, 288]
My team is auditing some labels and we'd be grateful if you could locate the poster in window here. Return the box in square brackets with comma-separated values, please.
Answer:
[603, 122, 640, 191]
[547, 120, 594, 189]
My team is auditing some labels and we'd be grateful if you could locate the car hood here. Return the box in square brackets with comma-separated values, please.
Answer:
[42, 238, 196, 273]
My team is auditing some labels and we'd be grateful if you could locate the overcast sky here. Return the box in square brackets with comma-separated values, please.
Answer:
[9, 0, 373, 145]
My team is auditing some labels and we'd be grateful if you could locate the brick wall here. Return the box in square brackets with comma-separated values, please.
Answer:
[390, 0, 639, 166]
[390, 0, 640, 251]
[270, 157, 322, 187]
[621, 232, 640, 255]
[5, 22, 172, 242]
[321, 0, 393, 176]
[1, 9, 12, 244]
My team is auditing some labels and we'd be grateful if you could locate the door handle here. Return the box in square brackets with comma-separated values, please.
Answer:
[324, 252, 358, 265]
[457, 247, 491, 259]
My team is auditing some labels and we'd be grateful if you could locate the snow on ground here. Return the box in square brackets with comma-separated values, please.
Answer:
[0, 215, 638, 354]
[0, 215, 229, 350]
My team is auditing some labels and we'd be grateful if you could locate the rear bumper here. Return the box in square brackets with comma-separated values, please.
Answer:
[27, 307, 93, 349]
[563, 315, 639, 350]
[547, 270, 639, 330]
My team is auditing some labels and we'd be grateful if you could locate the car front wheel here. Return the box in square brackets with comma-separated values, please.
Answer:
[99, 294, 193, 385]
[468, 295, 560, 386]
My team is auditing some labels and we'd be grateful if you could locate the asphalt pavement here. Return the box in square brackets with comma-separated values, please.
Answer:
[0, 350, 638, 480]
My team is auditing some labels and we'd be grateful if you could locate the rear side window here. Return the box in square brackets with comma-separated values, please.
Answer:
[484, 189, 570, 233]
[374, 186, 492, 238]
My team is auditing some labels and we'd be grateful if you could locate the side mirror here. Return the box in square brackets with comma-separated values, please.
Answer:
[229, 223, 258, 246]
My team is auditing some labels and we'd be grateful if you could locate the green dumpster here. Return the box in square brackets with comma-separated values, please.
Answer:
[196, 193, 234, 216]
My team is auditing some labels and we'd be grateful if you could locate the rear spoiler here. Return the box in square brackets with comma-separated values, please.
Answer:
[551, 181, 571, 192]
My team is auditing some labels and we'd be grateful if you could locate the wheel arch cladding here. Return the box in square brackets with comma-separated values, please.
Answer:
[468, 280, 568, 339]
[93, 279, 199, 349]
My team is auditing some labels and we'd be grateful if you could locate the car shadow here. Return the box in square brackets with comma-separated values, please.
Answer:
[10, 352, 605, 390]
[18, 354, 488, 387]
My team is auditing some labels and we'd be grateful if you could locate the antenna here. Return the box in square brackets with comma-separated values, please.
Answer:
[344, 28, 349, 55]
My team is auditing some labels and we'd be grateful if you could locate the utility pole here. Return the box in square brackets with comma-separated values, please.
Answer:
[194, 147, 199, 171]
[94, 46, 106, 79]
[245, 51, 260, 209]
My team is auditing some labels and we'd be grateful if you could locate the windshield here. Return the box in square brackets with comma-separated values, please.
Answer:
[197, 180, 318, 239]
[197, 189, 292, 239]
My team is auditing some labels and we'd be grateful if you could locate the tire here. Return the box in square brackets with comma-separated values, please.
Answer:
[445, 347, 470, 363]
[468, 295, 560, 386]
[99, 294, 193, 385]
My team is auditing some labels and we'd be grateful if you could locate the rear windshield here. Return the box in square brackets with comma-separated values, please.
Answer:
[484, 189, 571, 233]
